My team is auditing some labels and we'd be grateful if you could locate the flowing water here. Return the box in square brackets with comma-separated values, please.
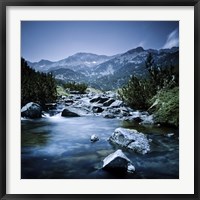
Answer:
[21, 114, 179, 179]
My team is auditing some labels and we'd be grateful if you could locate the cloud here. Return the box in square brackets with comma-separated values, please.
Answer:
[162, 28, 179, 49]
[133, 41, 145, 48]
[138, 41, 145, 48]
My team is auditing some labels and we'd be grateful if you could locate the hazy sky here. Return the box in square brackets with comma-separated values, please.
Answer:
[21, 21, 179, 62]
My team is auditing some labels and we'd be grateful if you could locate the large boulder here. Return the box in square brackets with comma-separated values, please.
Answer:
[61, 108, 80, 117]
[109, 128, 150, 154]
[102, 149, 135, 173]
[21, 102, 42, 119]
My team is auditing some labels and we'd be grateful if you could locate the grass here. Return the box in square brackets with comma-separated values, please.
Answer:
[56, 85, 69, 96]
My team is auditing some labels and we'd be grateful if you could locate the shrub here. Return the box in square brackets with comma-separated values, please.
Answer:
[149, 87, 179, 127]
[118, 76, 155, 110]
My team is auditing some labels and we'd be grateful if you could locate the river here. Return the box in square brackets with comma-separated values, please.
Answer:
[21, 113, 179, 179]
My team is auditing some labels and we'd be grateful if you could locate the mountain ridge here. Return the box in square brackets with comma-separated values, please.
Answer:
[26, 46, 179, 90]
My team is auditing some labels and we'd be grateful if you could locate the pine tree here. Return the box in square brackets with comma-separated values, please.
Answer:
[118, 53, 178, 110]
[21, 58, 57, 108]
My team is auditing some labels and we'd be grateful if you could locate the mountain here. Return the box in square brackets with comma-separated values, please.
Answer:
[26, 47, 179, 90]
[50, 68, 87, 83]
[93, 47, 147, 78]
[28, 53, 116, 74]
[93, 47, 179, 90]
[27, 59, 54, 72]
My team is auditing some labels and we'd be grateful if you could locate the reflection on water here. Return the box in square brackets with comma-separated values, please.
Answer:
[21, 114, 179, 179]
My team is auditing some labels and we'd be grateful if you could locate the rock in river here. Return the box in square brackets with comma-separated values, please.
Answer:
[109, 127, 150, 154]
[103, 113, 115, 119]
[21, 102, 42, 119]
[109, 100, 123, 108]
[61, 108, 80, 117]
[92, 106, 104, 113]
[102, 149, 135, 173]
[90, 134, 99, 142]
[103, 98, 115, 107]
[90, 96, 108, 103]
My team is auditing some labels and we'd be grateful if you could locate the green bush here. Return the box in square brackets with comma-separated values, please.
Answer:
[149, 87, 179, 127]
[118, 76, 155, 110]
[63, 81, 87, 94]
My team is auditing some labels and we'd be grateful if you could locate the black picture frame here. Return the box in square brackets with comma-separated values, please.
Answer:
[0, 0, 199, 199]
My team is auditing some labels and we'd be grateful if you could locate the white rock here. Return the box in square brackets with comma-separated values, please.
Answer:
[105, 91, 118, 98]
[109, 100, 123, 108]
[90, 134, 99, 142]
[109, 127, 150, 154]
[21, 102, 42, 119]
[102, 149, 135, 173]
[140, 114, 154, 125]
[127, 163, 135, 173]
[166, 133, 174, 138]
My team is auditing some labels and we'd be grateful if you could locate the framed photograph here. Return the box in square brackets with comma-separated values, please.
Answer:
[0, 0, 199, 199]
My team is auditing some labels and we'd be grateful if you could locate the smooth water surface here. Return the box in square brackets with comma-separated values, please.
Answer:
[21, 114, 179, 179]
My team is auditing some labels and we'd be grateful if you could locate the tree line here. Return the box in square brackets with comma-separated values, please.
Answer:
[21, 58, 57, 108]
